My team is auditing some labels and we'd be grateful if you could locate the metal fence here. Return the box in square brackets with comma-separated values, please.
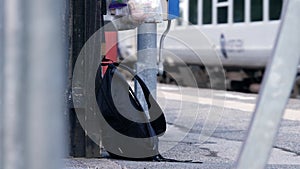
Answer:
[1, 0, 66, 169]
[236, 0, 300, 168]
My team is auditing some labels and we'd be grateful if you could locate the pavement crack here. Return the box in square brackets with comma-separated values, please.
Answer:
[166, 122, 245, 143]
[273, 146, 300, 156]
[199, 147, 219, 157]
[209, 134, 244, 142]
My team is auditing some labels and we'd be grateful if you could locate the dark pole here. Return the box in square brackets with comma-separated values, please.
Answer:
[69, 0, 103, 157]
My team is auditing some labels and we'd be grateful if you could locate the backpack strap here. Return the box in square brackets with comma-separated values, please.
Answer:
[101, 56, 114, 66]
[110, 63, 167, 135]
[114, 63, 152, 109]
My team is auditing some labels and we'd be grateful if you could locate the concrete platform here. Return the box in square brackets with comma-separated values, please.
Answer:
[65, 83, 300, 169]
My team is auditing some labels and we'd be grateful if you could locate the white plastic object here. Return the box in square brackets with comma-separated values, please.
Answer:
[106, 0, 163, 31]
[127, 0, 163, 23]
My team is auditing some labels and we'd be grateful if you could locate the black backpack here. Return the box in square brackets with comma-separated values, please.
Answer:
[95, 63, 167, 160]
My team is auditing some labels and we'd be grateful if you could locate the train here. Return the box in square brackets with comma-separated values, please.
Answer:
[108, 0, 300, 97]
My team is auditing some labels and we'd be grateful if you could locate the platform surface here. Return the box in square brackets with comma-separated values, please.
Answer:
[65, 83, 300, 169]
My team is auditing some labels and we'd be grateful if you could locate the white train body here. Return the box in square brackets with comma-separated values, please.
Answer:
[117, 0, 300, 95]
[161, 22, 280, 71]
[165, 21, 280, 69]
[163, 0, 282, 68]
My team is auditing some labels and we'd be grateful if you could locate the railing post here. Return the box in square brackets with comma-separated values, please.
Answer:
[24, 0, 66, 168]
[0, 0, 4, 167]
[2, 0, 26, 168]
[236, 0, 300, 168]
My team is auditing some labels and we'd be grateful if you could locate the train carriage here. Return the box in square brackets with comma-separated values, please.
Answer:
[116, 0, 300, 95]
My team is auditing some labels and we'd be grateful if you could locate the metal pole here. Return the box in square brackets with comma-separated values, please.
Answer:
[236, 0, 300, 169]
[135, 23, 158, 117]
[2, 0, 26, 168]
[0, 0, 4, 167]
[24, 0, 66, 169]
[62, 0, 70, 158]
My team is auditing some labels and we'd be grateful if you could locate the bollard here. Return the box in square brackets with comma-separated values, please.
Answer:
[135, 23, 158, 117]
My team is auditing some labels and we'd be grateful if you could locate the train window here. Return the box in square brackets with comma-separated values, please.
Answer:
[218, 0, 227, 2]
[269, 0, 283, 20]
[251, 0, 263, 22]
[202, 0, 212, 24]
[233, 0, 245, 23]
[189, 0, 198, 24]
[217, 7, 228, 24]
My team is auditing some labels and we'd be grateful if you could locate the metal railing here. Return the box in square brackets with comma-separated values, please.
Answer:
[1, 0, 66, 169]
[236, 0, 300, 168]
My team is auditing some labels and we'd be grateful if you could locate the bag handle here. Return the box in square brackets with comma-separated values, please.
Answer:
[110, 63, 152, 109]
[108, 63, 166, 135]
